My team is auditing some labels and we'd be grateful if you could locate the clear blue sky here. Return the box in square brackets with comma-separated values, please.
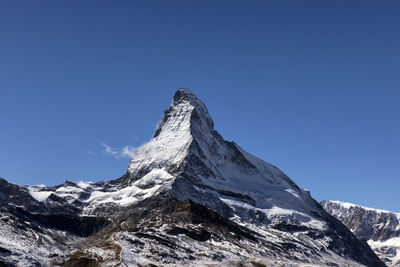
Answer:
[1, 1, 399, 212]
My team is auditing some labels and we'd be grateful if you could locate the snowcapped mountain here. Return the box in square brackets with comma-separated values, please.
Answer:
[0, 88, 385, 266]
[322, 200, 400, 267]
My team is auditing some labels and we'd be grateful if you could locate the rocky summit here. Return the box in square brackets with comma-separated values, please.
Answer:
[0, 89, 385, 266]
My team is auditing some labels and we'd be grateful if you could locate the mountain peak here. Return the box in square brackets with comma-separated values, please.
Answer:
[128, 88, 215, 178]
[154, 88, 214, 138]
[172, 87, 197, 105]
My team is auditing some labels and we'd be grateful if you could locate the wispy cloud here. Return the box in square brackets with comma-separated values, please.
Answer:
[87, 150, 97, 156]
[101, 143, 138, 159]
[101, 143, 118, 157]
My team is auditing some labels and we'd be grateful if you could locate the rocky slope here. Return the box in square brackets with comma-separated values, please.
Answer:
[322, 200, 400, 267]
[0, 88, 385, 266]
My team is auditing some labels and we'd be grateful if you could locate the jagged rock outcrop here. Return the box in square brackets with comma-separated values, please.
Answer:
[322, 200, 400, 267]
[0, 89, 385, 266]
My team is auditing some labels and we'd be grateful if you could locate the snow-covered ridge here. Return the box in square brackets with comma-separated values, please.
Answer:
[25, 169, 175, 215]
[327, 200, 400, 218]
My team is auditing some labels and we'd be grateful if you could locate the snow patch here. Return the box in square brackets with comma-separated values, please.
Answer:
[28, 187, 52, 202]
[83, 169, 173, 214]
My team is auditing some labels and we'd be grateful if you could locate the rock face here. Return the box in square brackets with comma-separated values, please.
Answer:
[322, 201, 400, 267]
[0, 88, 385, 266]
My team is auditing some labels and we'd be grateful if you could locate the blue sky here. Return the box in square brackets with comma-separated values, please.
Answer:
[1, 1, 399, 212]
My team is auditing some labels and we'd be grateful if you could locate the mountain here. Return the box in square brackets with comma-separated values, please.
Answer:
[322, 200, 400, 267]
[0, 88, 385, 267]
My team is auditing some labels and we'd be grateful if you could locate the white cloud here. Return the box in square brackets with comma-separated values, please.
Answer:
[101, 143, 137, 159]
[121, 145, 137, 158]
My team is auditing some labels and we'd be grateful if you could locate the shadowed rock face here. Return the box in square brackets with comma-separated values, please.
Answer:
[63, 256, 100, 267]
[322, 201, 400, 267]
[0, 89, 386, 266]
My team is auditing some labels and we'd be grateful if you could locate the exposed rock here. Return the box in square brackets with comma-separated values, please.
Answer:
[322, 200, 400, 266]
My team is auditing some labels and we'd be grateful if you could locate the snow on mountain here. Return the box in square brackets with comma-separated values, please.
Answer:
[322, 200, 400, 266]
[0, 89, 385, 266]
[124, 88, 326, 231]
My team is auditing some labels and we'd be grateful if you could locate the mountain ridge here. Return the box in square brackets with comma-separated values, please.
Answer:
[322, 200, 400, 267]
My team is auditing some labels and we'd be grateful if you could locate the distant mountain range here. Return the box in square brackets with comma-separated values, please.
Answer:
[322, 200, 400, 267]
[0, 89, 387, 266]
